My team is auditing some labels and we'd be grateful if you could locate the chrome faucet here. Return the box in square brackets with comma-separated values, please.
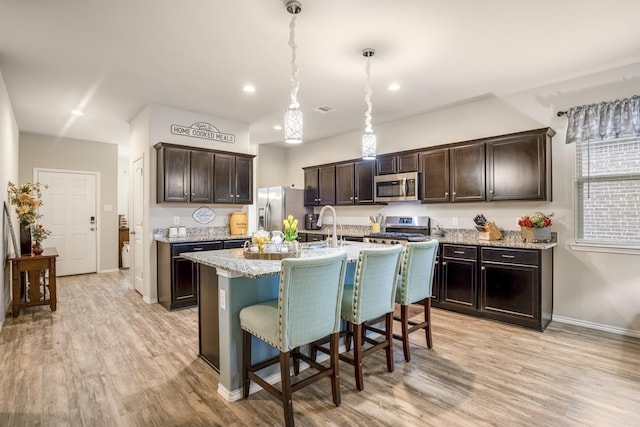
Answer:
[316, 205, 338, 248]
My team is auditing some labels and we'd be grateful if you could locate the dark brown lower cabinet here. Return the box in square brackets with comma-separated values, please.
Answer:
[438, 245, 478, 316]
[480, 247, 553, 331]
[432, 243, 553, 331]
[157, 241, 223, 310]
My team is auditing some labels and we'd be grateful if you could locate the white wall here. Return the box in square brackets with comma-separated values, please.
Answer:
[0, 69, 20, 328]
[18, 133, 120, 273]
[130, 104, 253, 303]
[118, 154, 130, 224]
[286, 62, 640, 335]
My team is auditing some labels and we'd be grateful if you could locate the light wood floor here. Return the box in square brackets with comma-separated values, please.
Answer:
[1, 270, 639, 426]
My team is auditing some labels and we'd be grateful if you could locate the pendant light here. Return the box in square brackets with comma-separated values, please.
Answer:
[284, 0, 303, 144]
[362, 48, 376, 159]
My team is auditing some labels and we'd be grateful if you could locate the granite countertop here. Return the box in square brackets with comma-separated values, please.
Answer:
[182, 242, 381, 279]
[155, 233, 251, 244]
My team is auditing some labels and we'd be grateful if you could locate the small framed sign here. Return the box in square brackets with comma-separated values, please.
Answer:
[193, 206, 216, 224]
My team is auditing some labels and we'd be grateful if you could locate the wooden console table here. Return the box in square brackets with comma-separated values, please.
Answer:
[11, 247, 58, 317]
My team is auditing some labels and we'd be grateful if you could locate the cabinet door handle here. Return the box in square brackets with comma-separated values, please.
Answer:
[444, 192, 449, 197]
[442, 261, 447, 266]
[481, 266, 486, 271]
[354, 196, 358, 200]
[501, 254, 515, 259]
[452, 192, 457, 196]
[489, 189, 494, 194]
[184, 192, 188, 196]
[454, 250, 465, 254]
[191, 192, 195, 196]
[350, 197, 353, 200]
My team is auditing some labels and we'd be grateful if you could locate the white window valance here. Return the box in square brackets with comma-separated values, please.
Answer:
[565, 95, 640, 144]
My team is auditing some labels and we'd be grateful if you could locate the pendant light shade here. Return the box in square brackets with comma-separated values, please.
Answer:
[362, 48, 376, 159]
[284, 1, 303, 144]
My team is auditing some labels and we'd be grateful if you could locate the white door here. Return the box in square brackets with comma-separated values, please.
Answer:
[132, 157, 144, 295]
[37, 170, 97, 276]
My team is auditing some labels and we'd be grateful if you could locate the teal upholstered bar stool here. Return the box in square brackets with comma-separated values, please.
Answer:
[239, 252, 348, 427]
[393, 240, 439, 361]
[338, 245, 403, 391]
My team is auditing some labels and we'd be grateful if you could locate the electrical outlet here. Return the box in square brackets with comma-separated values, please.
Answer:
[173, 216, 180, 225]
[451, 216, 459, 226]
[219, 289, 226, 310]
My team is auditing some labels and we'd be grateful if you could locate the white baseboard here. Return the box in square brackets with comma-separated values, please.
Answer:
[552, 315, 640, 339]
[143, 296, 158, 304]
[98, 268, 120, 273]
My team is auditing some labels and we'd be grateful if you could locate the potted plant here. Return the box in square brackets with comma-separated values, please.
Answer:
[282, 215, 300, 254]
[7, 181, 47, 255]
[518, 212, 553, 242]
[31, 223, 51, 255]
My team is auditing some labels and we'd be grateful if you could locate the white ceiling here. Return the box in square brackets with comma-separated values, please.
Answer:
[1, 0, 640, 149]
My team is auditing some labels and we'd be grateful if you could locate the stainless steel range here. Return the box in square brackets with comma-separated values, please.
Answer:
[363, 216, 430, 245]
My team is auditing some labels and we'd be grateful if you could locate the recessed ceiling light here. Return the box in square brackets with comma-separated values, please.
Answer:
[273, 124, 283, 130]
[243, 85, 256, 93]
[71, 110, 84, 116]
[388, 82, 400, 91]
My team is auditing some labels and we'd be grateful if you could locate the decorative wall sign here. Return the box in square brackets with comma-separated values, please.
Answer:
[171, 122, 235, 143]
[192, 206, 216, 224]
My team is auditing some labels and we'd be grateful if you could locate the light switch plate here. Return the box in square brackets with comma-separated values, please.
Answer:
[451, 216, 459, 226]
[173, 216, 180, 225]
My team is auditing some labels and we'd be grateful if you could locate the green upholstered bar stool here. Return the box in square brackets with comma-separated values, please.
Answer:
[393, 240, 439, 362]
[239, 252, 348, 427]
[337, 245, 403, 391]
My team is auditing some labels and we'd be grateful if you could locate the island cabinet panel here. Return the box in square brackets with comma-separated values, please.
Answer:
[335, 161, 375, 205]
[213, 153, 253, 204]
[480, 247, 553, 331]
[157, 241, 223, 311]
[450, 143, 485, 202]
[486, 128, 554, 201]
[198, 264, 220, 371]
[304, 165, 335, 206]
[439, 245, 478, 315]
[420, 148, 450, 203]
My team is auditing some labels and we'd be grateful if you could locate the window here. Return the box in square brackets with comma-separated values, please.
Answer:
[575, 137, 640, 245]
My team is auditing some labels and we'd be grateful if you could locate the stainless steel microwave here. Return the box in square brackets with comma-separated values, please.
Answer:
[374, 172, 419, 202]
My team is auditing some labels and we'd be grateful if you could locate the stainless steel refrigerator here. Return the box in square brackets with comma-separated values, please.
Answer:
[257, 187, 306, 232]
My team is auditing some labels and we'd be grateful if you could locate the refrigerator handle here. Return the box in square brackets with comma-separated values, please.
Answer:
[265, 202, 271, 230]
[258, 208, 265, 229]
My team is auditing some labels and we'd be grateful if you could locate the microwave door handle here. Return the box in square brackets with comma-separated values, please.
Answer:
[402, 178, 407, 197]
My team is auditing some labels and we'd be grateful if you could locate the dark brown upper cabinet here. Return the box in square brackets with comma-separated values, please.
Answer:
[450, 143, 486, 202]
[304, 165, 336, 206]
[156, 144, 213, 203]
[336, 160, 375, 205]
[486, 128, 554, 201]
[155, 142, 253, 205]
[420, 144, 485, 203]
[376, 153, 419, 175]
[213, 153, 253, 204]
[420, 147, 450, 203]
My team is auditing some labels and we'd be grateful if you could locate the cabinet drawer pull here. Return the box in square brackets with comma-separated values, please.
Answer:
[192, 247, 204, 251]
[501, 254, 515, 258]
[454, 250, 465, 254]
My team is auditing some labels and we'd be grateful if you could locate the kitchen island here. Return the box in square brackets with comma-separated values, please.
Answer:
[182, 242, 383, 401]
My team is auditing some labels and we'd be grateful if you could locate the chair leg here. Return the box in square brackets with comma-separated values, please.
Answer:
[425, 297, 433, 349]
[280, 351, 294, 427]
[292, 347, 300, 375]
[329, 332, 341, 407]
[353, 323, 364, 391]
[242, 330, 252, 398]
[400, 304, 411, 362]
[344, 321, 352, 352]
[385, 313, 394, 373]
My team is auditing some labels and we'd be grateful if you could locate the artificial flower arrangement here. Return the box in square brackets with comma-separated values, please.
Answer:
[282, 215, 299, 242]
[31, 223, 51, 244]
[7, 181, 47, 224]
[517, 212, 553, 228]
